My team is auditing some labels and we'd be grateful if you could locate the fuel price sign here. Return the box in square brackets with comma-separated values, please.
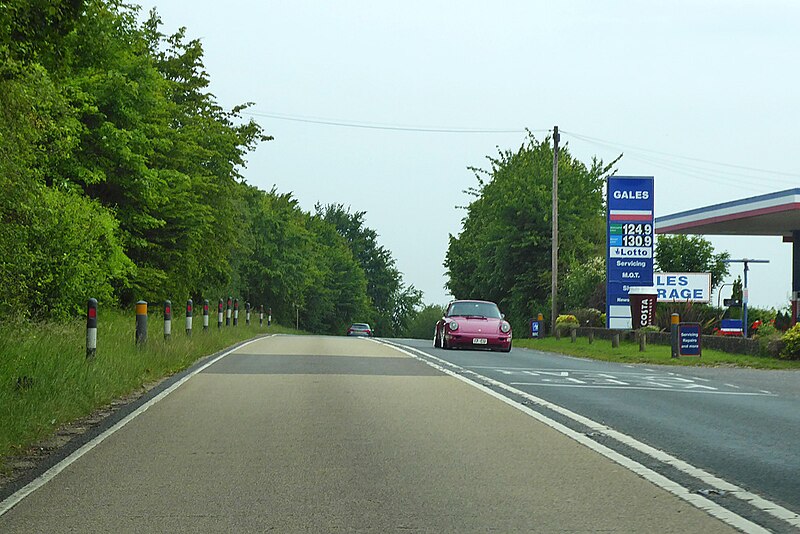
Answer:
[606, 177, 655, 329]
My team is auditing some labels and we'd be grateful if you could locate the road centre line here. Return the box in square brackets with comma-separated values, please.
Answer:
[374, 339, 800, 532]
[0, 336, 271, 518]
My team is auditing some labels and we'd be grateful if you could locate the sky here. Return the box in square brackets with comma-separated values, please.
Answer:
[138, 0, 800, 310]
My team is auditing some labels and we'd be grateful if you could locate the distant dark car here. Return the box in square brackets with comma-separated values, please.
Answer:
[347, 323, 373, 337]
[434, 300, 512, 352]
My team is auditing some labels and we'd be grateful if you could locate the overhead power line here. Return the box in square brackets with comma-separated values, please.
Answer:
[244, 110, 530, 134]
[241, 112, 800, 187]
[561, 129, 800, 180]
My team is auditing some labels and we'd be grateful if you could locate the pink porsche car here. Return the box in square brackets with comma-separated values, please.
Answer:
[434, 300, 512, 352]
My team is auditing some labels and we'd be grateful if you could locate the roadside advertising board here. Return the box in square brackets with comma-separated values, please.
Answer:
[654, 272, 711, 303]
[606, 176, 655, 329]
[678, 322, 702, 357]
[531, 320, 540, 338]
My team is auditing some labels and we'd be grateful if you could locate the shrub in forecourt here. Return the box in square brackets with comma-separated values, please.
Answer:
[779, 324, 800, 360]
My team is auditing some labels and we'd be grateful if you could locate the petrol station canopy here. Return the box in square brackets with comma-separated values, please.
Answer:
[654, 188, 800, 239]
[655, 188, 800, 311]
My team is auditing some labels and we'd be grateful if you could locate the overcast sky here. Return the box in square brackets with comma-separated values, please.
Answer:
[139, 0, 800, 310]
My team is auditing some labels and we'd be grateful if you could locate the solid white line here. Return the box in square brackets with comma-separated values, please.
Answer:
[0, 336, 270, 518]
[374, 339, 799, 532]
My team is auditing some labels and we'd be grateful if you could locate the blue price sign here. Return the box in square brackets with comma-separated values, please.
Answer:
[678, 323, 702, 357]
[606, 177, 654, 329]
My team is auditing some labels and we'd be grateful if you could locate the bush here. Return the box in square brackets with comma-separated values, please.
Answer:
[639, 325, 661, 333]
[555, 314, 579, 335]
[774, 311, 792, 332]
[562, 257, 605, 311]
[571, 308, 603, 327]
[556, 314, 578, 326]
[1, 187, 133, 320]
[779, 324, 800, 359]
[747, 306, 778, 337]
[655, 302, 720, 334]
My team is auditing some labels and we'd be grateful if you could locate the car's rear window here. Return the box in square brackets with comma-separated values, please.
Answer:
[446, 302, 502, 319]
[351, 323, 370, 329]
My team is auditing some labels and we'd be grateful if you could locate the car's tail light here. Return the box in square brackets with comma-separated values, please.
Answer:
[448, 321, 459, 331]
[500, 322, 511, 333]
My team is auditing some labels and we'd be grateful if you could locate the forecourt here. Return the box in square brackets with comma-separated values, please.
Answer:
[0, 335, 736, 532]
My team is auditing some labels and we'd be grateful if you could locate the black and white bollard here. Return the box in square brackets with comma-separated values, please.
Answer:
[86, 298, 98, 359]
[218, 298, 224, 329]
[203, 299, 209, 332]
[246, 302, 251, 326]
[233, 298, 239, 326]
[226, 296, 232, 326]
[164, 300, 172, 340]
[136, 300, 148, 346]
[268, 307, 272, 327]
[186, 299, 193, 337]
[259, 305, 264, 327]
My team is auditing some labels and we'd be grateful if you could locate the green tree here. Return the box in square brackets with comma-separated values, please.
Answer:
[445, 132, 617, 330]
[562, 256, 606, 311]
[402, 304, 446, 340]
[316, 203, 422, 336]
[654, 235, 730, 291]
[0, 45, 132, 318]
[39, 2, 270, 304]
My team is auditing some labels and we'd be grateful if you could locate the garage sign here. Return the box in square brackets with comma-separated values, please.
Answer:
[654, 272, 711, 303]
[606, 176, 654, 329]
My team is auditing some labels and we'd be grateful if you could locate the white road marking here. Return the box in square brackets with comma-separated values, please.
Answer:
[507, 383, 772, 395]
[0, 336, 270, 518]
[465, 366, 773, 396]
[643, 381, 675, 389]
[373, 339, 800, 533]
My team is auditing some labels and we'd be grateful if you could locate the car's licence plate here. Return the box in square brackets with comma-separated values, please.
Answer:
[472, 338, 488, 345]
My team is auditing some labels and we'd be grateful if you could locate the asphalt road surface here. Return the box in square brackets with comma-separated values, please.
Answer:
[0, 335, 760, 532]
[388, 337, 800, 532]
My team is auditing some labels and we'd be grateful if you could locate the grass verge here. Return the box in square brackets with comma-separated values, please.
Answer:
[0, 309, 302, 470]
[515, 336, 800, 370]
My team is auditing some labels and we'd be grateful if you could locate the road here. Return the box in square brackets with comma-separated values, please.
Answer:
[388, 337, 800, 532]
[0, 334, 773, 532]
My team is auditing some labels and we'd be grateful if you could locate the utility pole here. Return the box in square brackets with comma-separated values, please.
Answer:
[551, 125, 560, 335]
